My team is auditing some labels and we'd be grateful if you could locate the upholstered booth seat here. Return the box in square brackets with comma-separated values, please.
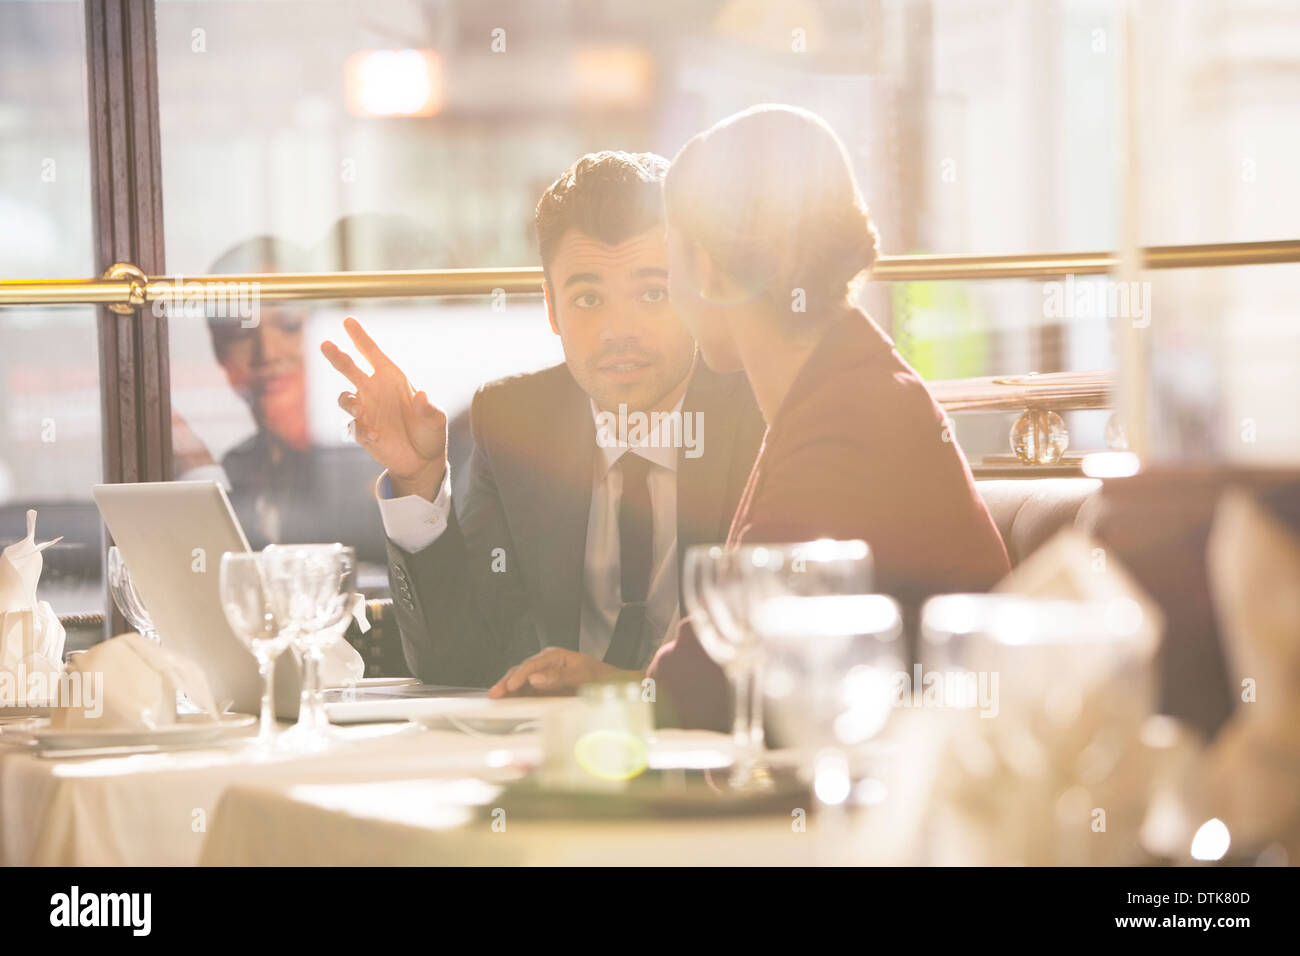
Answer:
[975, 477, 1103, 566]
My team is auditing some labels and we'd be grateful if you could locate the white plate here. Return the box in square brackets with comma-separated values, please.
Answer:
[326, 693, 571, 726]
[13, 712, 256, 750]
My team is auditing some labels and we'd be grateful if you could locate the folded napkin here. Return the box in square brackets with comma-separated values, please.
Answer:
[319, 592, 368, 686]
[993, 529, 1164, 641]
[49, 631, 220, 731]
[0, 510, 65, 706]
[1198, 489, 1300, 858]
[927, 529, 1173, 865]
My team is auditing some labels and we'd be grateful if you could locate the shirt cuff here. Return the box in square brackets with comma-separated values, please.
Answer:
[177, 463, 232, 491]
[375, 468, 451, 554]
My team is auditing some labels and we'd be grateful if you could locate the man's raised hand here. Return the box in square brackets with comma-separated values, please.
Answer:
[320, 316, 448, 500]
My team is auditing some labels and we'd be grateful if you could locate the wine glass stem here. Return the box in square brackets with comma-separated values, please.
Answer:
[748, 658, 766, 752]
[255, 653, 276, 743]
[729, 666, 754, 784]
[299, 645, 326, 731]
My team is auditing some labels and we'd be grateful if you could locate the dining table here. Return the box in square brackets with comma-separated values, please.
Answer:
[0, 707, 942, 867]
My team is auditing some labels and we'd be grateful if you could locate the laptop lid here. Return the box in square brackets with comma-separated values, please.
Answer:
[92, 480, 263, 715]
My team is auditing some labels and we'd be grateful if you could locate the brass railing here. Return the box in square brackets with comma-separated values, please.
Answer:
[4, 238, 1295, 468]
[3, 238, 1299, 306]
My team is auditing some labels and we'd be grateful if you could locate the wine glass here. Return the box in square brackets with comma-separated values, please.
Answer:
[682, 545, 759, 787]
[111, 545, 207, 715]
[755, 592, 902, 861]
[218, 550, 292, 750]
[107, 546, 158, 643]
[682, 539, 872, 788]
[260, 543, 357, 752]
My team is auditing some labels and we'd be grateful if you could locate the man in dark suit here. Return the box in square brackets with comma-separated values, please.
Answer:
[322, 151, 765, 689]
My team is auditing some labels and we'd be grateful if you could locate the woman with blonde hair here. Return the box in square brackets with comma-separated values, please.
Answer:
[649, 104, 1009, 729]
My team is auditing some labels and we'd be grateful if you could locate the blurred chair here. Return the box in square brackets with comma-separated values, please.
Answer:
[57, 611, 105, 654]
[343, 599, 412, 679]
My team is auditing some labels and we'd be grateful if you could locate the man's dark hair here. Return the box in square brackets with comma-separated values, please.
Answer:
[534, 150, 670, 280]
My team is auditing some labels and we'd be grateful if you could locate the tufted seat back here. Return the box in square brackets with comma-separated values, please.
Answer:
[976, 478, 1104, 566]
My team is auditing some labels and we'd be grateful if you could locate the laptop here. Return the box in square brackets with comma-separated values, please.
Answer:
[93, 480, 490, 722]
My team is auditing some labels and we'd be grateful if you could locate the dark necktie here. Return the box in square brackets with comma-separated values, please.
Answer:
[604, 451, 654, 668]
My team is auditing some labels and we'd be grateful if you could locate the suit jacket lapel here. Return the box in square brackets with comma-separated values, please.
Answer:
[531, 379, 595, 651]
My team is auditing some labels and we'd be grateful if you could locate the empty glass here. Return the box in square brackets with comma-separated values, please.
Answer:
[756, 593, 902, 863]
[218, 550, 292, 749]
[107, 546, 158, 643]
[260, 543, 357, 752]
[682, 539, 872, 788]
[756, 593, 902, 790]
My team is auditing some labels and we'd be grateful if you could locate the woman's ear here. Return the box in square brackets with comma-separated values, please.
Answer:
[689, 240, 725, 301]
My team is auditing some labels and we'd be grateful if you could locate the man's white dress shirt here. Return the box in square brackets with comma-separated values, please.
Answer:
[376, 399, 683, 666]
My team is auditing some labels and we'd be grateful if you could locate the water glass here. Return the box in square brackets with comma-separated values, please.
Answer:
[260, 543, 357, 752]
[682, 539, 871, 789]
[107, 546, 158, 643]
[218, 550, 292, 749]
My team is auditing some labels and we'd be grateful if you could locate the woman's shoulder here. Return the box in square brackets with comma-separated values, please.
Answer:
[774, 313, 944, 440]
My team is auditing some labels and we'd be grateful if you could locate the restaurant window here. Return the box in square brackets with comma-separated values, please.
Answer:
[1, 0, 1297, 617]
[151, 0, 1131, 594]
[0, 0, 103, 615]
[1132, 1, 1300, 464]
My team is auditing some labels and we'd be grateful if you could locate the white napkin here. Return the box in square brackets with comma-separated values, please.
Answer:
[0, 510, 65, 707]
[319, 593, 368, 686]
[49, 631, 219, 731]
[927, 529, 1173, 865]
[1199, 489, 1300, 858]
[993, 529, 1164, 644]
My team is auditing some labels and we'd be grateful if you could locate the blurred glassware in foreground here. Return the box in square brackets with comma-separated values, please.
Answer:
[757, 592, 902, 864]
[107, 545, 158, 644]
[261, 542, 357, 752]
[540, 680, 654, 790]
[218, 550, 292, 751]
[683, 539, 871, 790]
[921, 594, 1159, 865]
[1164, 489, 1300, 864]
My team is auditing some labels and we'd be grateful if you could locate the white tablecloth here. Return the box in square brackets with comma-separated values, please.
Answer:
[1, 713, 940, 866]
[0, 723, 536, 866]
[202, 777, 829, 866]
[198, 725, 938, 866]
